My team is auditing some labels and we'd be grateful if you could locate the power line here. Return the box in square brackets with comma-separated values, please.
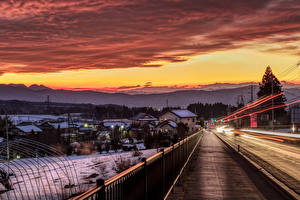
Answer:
[278, 60, 300, 79]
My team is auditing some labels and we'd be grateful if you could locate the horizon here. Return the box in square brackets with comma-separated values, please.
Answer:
[2, 80, 300, 94]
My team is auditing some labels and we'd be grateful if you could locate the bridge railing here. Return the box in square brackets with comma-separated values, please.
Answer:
[73, 131, 202, 200]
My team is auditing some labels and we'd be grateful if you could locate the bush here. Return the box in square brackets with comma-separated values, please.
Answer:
[132, 149, 142, 157]
[77, 142, 94, 155]
[92, 159, 108, 179]
[112, 156, 133, 173]
[95, 142, 103, 153]
[0, 168, 12, 190]
[52, 144, 73, 155]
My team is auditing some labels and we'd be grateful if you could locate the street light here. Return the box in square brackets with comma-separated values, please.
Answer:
[292, 125, 296, 133]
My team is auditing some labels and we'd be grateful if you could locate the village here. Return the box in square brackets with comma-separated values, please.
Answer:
[1, 109, 201, 157]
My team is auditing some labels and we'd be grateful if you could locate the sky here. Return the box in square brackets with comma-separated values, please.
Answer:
[0, 0, 300, 92]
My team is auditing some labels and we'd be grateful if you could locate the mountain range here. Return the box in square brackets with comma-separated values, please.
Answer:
[0, 84, 299, 108]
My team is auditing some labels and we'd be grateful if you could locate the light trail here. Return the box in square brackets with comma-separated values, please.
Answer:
[233, 130, 285, 142]
[241, 129, 300, 139]
[224, 99, 300, 123]
[217, 92, 283, 122]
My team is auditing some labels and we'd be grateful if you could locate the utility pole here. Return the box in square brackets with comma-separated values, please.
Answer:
[250, 85, 254, 103]
[46, 95, 50, 112]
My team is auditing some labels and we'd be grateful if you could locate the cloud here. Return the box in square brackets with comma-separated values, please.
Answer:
[0, 0, 300, 74]
[117, 85, 141, 90]
[144, 82, 152, 87]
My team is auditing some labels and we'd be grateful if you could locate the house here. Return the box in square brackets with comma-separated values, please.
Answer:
[159, 109, 197, 132]
[37, 121, 56, 132]
[49, 121, 70, 129]
[15, 125, 42, 135]
[103, 121, 126, 129]
[156, 120, 177, 135]
[103, 119, 131, 129]
[2, 114, 64, 125]
[131, 113, 158, 126]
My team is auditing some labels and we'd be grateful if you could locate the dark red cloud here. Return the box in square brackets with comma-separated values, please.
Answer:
[0, 0, 300, 74]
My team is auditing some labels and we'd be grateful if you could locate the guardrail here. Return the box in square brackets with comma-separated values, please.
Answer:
[73, 131, 202, 200]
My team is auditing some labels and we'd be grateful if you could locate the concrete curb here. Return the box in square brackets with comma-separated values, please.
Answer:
[215, 132, 300, 200]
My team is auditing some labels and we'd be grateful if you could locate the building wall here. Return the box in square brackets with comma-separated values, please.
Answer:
[156, 124, 176, 134]
[159, 112, 197, 132]
[159, 112, 180, 122]
[180, 117, 197, 132]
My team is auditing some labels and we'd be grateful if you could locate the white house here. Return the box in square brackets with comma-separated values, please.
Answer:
[15, 125, 42, 135]
[131, 113, 158, 126]
[159, 109, 197, 132]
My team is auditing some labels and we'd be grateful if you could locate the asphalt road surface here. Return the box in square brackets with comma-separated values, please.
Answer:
[217, 129, 300, 196]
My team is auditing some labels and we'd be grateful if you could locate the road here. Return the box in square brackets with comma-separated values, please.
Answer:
[216, 129, 300, 197]
[168, 131, 288, 200]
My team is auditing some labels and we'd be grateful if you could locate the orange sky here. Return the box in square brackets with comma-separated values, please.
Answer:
[0, 1, 300, 91]
[0, 48, 298, 90]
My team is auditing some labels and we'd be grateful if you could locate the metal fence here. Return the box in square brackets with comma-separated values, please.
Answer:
[74, 131, 202, 200]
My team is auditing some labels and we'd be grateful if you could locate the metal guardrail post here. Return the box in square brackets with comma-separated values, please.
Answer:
[142, 157, 148, 200]
[96, 179, 105, 200]
[160, 149, 165, 198]
[182, 140, 184, 165]
[171, 144, 175, 193]
[185, 137, 187, 161]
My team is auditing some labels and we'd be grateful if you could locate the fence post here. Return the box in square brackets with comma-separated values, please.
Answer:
[171, 144, 175, 193]
[160, 149, 165, 198]
[96, 178, 105, 200]
[142, 157, 148, 200]
[182, 140, 184, 165]
[185, 136, 187, 161]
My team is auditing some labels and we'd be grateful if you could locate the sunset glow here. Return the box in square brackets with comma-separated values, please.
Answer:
[0, 0, 300, 91]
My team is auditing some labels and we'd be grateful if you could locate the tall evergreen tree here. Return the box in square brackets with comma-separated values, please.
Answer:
[257, 66, 285, 98]
[257, 66, 286, 125]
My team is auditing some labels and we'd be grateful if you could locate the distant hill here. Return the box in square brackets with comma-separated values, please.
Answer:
[0, 84, 299, 107]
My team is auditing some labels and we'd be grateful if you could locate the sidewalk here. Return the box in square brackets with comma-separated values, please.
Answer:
[167, 132, 286, 200]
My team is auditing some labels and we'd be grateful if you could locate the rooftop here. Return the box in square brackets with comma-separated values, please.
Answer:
[171, 109, 197, 118]
[16, 125, 42, 133]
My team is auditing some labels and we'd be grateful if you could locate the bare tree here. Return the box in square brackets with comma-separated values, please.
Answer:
[0, 168, 12, 190]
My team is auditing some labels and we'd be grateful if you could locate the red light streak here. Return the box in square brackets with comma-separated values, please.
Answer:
[224, 99, 300, 122]
[218, 92, 283, 122]
[233, 130, 300, 142]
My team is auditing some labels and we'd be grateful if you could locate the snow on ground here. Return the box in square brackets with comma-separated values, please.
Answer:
[1, 114, 65, 125]
[71, 149, 156, 186]
[0, 149, 157, 200]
